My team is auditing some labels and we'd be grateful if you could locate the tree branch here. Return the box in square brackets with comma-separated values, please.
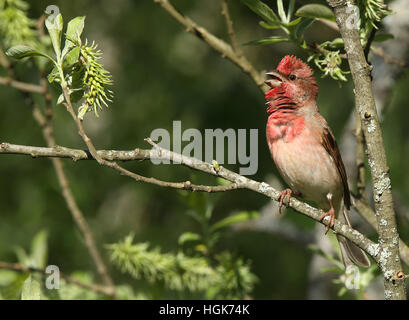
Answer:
[0, 142, 241, 193]
[59, 87, 240, 194]
[327, 0, 406, 299]
[316, 15, 408, 68]
[371, 46, 409, 68]
[221, 0, 243, 58]
[0, 139, 379, 263]
[0, 76, 45, 94]
[353, 196, 409, 267]
[0, 48, 116, 297]
[153, 0, 267, 92]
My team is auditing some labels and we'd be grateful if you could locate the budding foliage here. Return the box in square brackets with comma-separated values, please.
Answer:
[5, 12, 113, 120]
[241, 0, 393, 83]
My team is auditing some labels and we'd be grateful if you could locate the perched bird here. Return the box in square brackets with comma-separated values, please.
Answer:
[265, 55, 370, 268]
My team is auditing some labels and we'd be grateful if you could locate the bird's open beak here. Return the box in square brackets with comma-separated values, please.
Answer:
[265, 71, 283, 88]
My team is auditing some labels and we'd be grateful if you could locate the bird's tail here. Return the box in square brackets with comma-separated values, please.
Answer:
[336, 205, 371, 268]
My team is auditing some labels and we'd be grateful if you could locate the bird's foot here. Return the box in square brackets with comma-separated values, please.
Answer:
[319, 194, 335, 235]
[277, 189, 300, 214]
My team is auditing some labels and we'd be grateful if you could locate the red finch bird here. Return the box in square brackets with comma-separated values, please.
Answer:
[265, 55, 370, 268]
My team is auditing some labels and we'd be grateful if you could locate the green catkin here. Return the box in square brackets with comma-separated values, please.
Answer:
[77, 39, 113, 119]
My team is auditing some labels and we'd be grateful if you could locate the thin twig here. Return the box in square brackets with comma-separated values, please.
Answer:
[0, 48, 116, 297]
[317, 16, 407, 68]
[37, 82, 116, 298]
[0, 76, 45, 94]
[0, 141, 233, 192]
[371, 46, 408, 68]
[317, 18, 339, 31]
[153, 0, 267, 92]
[221, 0, 243, 58]
[306, 42, 347, 59]
[60, 74, 236, 192]
[0, 261, 114, 297]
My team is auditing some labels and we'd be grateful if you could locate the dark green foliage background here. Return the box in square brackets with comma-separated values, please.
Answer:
[0, 0, 408, 299]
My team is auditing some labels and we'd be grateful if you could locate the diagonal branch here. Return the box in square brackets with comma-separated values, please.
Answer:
[0, 139, 379, 263]
[153, 0, 267, 92]
[221, 0, 243, 58]
[4, 140, 409, 267]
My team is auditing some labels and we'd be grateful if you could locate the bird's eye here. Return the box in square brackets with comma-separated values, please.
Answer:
[289, 74, 296, 81]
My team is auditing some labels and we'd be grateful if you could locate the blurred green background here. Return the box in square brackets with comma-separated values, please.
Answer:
[0, 0, 408, 299]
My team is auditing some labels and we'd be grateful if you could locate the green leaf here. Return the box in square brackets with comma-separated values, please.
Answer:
[5, 45, 51, 60]
[373, 33, 394, 42]
[337, 286, 347, 297]
[295, 18, 315, 40]
[45, 13, 63, 61]
[259, 21, 282, 30]
[211, 211, 259, 231]
[30, 230, 48, 269]
[328, 37, 344, 48]
[241, 0, 279, 24]
[21, 275, 41, 300]
[14, 247, 30, 266]
[64, 47, 80, 66]
[287, 0, 296, 21]
[259, 17, 301, 29]
[296, 4, 335, 21]
[244, 36, 290, 46]
[47, 66, 60, 83]
[277, 0, 287, 22]
[0, 273, 28, 300]
[57, 93, 65, 105]
[62, 16, 85, 58]
[178, 232, 202, 245]
[285, 17, 302, 28]
[319, 267, 344, 274]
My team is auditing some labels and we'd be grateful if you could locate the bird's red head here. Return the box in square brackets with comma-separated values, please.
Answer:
[265, 55, 318, 114]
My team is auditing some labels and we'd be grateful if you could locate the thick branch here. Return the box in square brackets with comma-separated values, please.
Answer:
[353, 196, 409, 267]
[327, 0, 406, 299]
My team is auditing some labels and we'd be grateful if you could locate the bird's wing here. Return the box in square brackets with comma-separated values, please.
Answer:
[320, 125, 351, 210]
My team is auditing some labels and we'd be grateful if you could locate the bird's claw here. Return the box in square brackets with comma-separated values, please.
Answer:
[319, 208, 335, 235]
[277, 189, 298, 214]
